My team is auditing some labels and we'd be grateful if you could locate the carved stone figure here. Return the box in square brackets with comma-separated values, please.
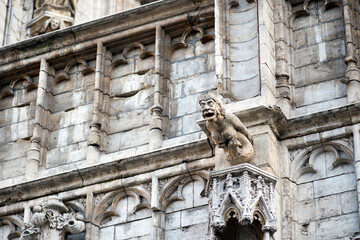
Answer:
[27, 0, 78, 36]
[199, 95, 254, 166]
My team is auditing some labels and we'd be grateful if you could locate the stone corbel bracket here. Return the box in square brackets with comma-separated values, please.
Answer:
[207, 163, 277, 237]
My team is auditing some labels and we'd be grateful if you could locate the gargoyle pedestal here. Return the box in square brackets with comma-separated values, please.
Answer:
[207, 164, 277, 240]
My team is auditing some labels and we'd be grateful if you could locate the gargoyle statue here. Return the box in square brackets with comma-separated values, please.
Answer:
[199, 95, 254, 165]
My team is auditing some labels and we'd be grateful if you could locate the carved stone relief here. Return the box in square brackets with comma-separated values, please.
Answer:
[198, 95, 254, 168]
[207, 164, 277, 239]
[27, 0, 78, 36]
[20, 197, 85, 240]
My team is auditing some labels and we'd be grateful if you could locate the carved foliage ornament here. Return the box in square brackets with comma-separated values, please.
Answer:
[21, 198, 85, 238]
[207, 164, 277, 237]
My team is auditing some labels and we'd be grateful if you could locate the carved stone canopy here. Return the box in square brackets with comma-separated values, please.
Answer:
[207, 164, 277, 238]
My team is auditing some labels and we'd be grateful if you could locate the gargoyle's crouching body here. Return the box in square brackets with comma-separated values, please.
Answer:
[199, 95, 254, 166]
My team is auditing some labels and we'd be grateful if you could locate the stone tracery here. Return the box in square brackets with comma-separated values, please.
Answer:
[207, 164, 277, 239]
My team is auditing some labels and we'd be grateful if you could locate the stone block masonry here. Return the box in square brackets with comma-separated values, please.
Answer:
[0, 0, 360, 240]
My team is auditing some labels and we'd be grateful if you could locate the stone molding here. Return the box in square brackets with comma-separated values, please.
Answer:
[207, 163, 277, 238]
[290, 141, 354, 181]
[0, 139, 212, 208]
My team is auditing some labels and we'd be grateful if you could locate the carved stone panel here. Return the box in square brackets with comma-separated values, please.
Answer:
[27, 0, 78, 36]
[20, 197, 85, 240]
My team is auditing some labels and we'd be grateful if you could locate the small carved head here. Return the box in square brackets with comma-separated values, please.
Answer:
[50, 18, 60, 30]
[199, 95, 225, 121]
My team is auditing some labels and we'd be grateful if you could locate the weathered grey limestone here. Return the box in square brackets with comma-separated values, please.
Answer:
[198, 95, 254, 169]
[25, 58, 51, 180]
[353, 124, 360, 223]
[149, 25, 166, 150]
[3, 0, 360, 239]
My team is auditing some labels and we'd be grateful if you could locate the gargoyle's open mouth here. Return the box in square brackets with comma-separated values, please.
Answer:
[205, 112, 214, 118]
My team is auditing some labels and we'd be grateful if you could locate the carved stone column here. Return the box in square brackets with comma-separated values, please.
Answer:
[86, 41, 106, 165]
[149, 25, 166, 150]
[341, 0, 360, 103]
[207, 164, 277, 239]
[150, 174, 165, 240]
[214, 0, 230, 96]
[274, 0, 292, 117]
[26, 58, 52, 180]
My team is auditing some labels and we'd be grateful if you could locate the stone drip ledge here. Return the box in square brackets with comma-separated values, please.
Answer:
[0, 138, 213, 207]
[0, 157, 214, 216]
[222, 102, 360, 141]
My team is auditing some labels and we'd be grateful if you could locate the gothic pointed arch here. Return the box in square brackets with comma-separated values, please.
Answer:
[207, 164, 277, 239]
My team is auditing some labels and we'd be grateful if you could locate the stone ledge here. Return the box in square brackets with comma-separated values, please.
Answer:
[0, 138, 212, 206]
[199, 102, 360, 141]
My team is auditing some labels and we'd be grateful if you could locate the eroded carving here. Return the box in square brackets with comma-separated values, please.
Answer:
[169, 26, 215, 55]
[27, 0, 78, 36]
[21, 197, 85, 238]
[207, 164, 277, 239]
[199, 95, 254, 166]
[20, 224, 40, 240]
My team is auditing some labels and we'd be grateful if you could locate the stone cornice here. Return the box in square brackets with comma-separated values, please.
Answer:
[0, 0, 214, 78]
[208, 102, 360, 141]
[0, 139, 212, 207]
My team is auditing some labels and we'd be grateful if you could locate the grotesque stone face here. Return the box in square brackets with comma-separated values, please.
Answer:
[50, 18, 60, 30]
[199, 96, 220, 121]
[198, 94, 254, 167]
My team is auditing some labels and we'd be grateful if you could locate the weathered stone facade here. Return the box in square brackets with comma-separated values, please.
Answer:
[0, 0, 360, 239]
